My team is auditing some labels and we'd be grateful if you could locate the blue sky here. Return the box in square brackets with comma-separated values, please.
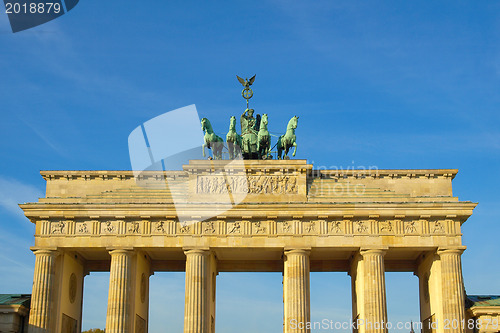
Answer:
[0, 1, 499, 332]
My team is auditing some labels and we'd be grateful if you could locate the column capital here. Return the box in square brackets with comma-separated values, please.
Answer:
[437, 247, 466, 256]
[360, 247, 388, 256]
[31, 248, 59, 256]
[183, 248, 211, 256]
[107, 248, 134, 256]
[284, 248, 311, 256]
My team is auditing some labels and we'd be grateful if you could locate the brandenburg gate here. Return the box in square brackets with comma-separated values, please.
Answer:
[20, 159, 476, 333]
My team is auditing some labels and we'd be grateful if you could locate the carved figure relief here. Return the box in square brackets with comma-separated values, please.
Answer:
[104, 221, 115, 233]
[282, 221, 292, 233]
[304, 221, 316, 233]
[52, 221, 65, 234]
[129, 222, 140, 234]
[179, 222, 190, 233]
[228, 222, 241, 234]
[432, 221, 444, 233]
[156, 221, 165, 233]
[331, 221, 342, 233]
[405, 221, 417, 233]
[197, 175, 298, 194]
[254, 221, 266, 234]
[379, 221, 393, 232]
[77, 223, 88, 234]
[355, 221, 368, 233]
[204, 222, 216, 234]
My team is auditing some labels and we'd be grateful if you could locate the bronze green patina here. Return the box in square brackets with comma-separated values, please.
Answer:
[226, 115, 242, 159]
[201, 117, 223, 160]
[257, 113, 271, 159]
[277, 116, 299, 159]
[201, 75, 299, 160]
[236, 74, 256, 109]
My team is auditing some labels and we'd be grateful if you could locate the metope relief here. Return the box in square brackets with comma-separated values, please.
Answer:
[354, 221, 368, 233]
[227, 222, 241, 234]
[51, 221, 66, 234]
[128, 222, 140, 234]
[196, 175, 298, 195]
[101, 221, 116, 234]
[204, 221, 216, 234]
[155, 221, 166, 233]
[431, 221, 445, 233]
[178, 221, 191, 234]
[330, 221, 343, 234]
[252, 221, 267, 234]
[303, 221, 316, 234]
[379, 221, 393, 233]
[76, 222, 89, 234]
[278, 221, 293, 234]
[405, 221, 418, 234]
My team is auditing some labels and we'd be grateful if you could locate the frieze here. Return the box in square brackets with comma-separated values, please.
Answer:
[42, 218, 459, 237]
[196, 175, 298, 194]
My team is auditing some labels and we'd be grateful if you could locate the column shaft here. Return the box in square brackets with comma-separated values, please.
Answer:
[438, 249, 465, 333]
[28, 250, 57, 333]
[106, 249, 133, 333]
[184, 249, 210, 333]
[284, 249, 310, 333]
[361, 249, 388, 333]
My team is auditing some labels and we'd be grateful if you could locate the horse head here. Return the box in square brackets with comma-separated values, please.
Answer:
[229, 116, 236, 130]
[201, 117, 211, 132]
[287, 116, 298, 130]
[261, 114, 268, 127]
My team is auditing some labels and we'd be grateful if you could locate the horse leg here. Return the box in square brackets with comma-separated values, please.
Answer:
[202, 143, 206, 158]
[216, 142, 222, 159]
[284, 146, 290, 159]
[292, 142, 297, 157]
[266, 137, 270, 158]
[228, 142, 234, 159]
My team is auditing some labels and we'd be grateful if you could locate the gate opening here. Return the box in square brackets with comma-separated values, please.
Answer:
[216, 272, 284, 333]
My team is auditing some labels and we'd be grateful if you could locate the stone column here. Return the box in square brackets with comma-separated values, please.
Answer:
[184, 249, 210, 333]
[28, 249, 57, 333]
[438, 248, 465, 333]
[106, 249, 133, 333]
[283, 249, 310, 333]
[360, 249, 388, 333]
